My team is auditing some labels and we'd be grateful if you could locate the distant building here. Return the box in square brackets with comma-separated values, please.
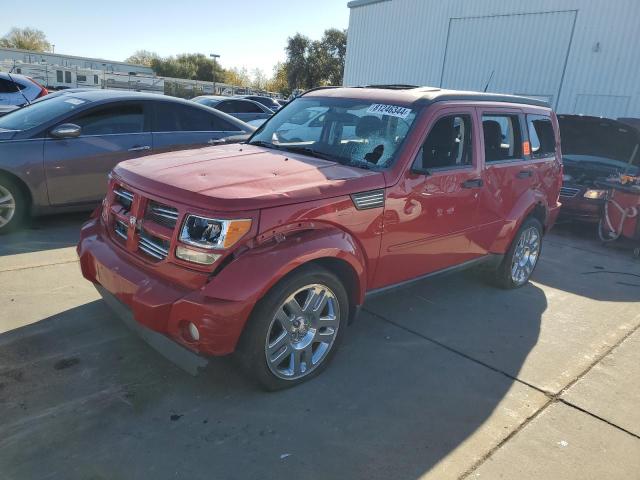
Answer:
[344, 0, 640, 118]
[0, 47, 154, 75]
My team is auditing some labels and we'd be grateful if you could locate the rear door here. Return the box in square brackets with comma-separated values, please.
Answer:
[44, 101, 152, 205]
[151, 102, 243, 153]
[474, 108, 534, 252]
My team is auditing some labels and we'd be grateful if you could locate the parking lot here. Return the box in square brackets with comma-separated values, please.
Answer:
[1, 214, 639, 480]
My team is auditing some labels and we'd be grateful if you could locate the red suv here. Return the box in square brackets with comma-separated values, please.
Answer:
[78, 86, 562, 389]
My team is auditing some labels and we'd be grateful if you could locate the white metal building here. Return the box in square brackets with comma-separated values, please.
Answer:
[344, 0, 640, 118]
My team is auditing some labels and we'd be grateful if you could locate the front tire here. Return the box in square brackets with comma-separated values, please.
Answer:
[236, 265, 349, 391]
[0, 176, 27, 234]
[491, 217, 543, 289]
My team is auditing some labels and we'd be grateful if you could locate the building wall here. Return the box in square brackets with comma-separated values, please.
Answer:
[0, 47, 153, 75]
[344, 0, 640, 117]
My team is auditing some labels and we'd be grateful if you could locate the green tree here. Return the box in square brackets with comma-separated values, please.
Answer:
[125, 50, 159, 66]
[147, 53, 225, 81]
[265, 62, 289, 96]
[224, 67, 251, 87]
[0, 27, 51, 52]
[282, 29, 347, 92]
[251, 68, 268, 90]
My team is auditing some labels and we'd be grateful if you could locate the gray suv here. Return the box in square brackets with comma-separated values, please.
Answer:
[0, 90, 253, 232]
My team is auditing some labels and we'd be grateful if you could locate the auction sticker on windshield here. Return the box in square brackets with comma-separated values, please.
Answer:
[367, 104, 412, 119]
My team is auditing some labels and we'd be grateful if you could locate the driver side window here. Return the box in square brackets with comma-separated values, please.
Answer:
[414, 114, 473, 171]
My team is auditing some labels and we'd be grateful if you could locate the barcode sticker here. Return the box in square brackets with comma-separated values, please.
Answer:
[367, 104, 412, 119]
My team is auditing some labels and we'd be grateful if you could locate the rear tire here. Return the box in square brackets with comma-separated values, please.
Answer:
[235, 265, 349, 391]
[490, 217, 543, 289]
[0, 175, 27, 234]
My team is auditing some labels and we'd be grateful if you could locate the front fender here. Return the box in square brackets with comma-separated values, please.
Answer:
[203, 227, 368, 306]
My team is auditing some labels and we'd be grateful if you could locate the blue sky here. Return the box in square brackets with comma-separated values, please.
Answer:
[0, 0, 350, 76]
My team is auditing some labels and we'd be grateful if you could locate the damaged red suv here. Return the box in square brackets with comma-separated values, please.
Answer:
[78, 86, 562, 389]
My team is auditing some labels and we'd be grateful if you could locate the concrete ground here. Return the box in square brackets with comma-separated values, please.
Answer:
[0, 214, 639, 480]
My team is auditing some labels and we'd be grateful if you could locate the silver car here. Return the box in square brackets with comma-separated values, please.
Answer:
[192, 96, 274, 123]
[0, 90, 254, 232]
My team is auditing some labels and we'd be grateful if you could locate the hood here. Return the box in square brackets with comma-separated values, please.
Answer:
[114, 144, 384, 211]
[558, 115, 640, 185]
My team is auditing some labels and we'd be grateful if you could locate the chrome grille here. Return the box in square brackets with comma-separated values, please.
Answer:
[138, 232, 169, 261]
[145, 201, 179, 229]
[560, 186, 580, 198]
[114, 219, 128, 240]
[114, 187, 134, 210]
[351, 189, 385, 210]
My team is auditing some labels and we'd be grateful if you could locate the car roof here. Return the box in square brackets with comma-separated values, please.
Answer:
[194, 95, 227, 101]
[302, 86, 551, 109]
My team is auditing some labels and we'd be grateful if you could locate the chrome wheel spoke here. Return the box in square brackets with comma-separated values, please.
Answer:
[510, 226, 541, 285]
[265, 283, 341, 380]
[0, 186, 15, 228]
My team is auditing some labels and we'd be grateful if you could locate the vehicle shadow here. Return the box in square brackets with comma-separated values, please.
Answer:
[0, 211, 89, 257]
[538, 224, 640, 302]
[0, 277, 545, 479]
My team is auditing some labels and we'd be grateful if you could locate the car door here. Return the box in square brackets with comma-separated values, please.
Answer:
[216, 99, 270, 122]
[375, 107, 484, 288]
[473, 108, 532, 252]
[151, 102, 244, 153]
[44, 101, 152, 205]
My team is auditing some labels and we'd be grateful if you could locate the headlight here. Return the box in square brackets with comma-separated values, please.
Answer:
[179, 215, 252, 250]
[583, 189, 607, 199]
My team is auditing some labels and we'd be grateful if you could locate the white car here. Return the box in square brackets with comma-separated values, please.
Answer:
[0, 72, 48, 108]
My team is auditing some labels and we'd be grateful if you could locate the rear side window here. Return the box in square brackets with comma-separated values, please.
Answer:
[72, 103, 145, 135]
[218, 100, 262, 114]
[154, 103, 241, 132]
[0, 78, 21, 93]
[482, 115, 523, 162]
[527, 115, 556, 158]
[414, 114, 473, 170]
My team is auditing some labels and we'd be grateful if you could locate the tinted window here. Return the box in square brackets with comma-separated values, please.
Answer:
[482, 114, 523, 162]
[0, 78, 23, 93]
[77, 75, 87, 82]
[56, 70, 63, 82]
[414, 115, 473, 170]
[0, 95, 91, 131]
[154, 103, 241, 132]
[64, 71, 71, 83]
[527, 115, 556, 158]
[94, 75, 99, 84]
[72, 103, 145, 135]
[218, 100, 262, 114]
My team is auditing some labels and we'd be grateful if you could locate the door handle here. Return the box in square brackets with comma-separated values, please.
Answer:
[516, 170, 533, 178]
[128, 145, 151, 152]
[461, 178, 483, 189]
[208, 138, 226, 145]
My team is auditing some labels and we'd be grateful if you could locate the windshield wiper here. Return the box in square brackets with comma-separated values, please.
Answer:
[278, 145, 336, 161]
[249, 140, 282, 150]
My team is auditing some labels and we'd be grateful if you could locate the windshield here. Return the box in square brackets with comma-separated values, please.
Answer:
[249, 97, 419, 169]
[193, 98, 219, 108]
[0, 95, 90, 131]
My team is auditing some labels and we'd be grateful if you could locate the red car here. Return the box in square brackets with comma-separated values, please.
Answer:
[558, 115, 640, 222]
[78, 86, 562, 389]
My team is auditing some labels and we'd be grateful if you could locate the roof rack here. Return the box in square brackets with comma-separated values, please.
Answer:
[362, 84, 422, 90]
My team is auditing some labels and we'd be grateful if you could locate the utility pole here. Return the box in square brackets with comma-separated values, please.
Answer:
[209, 53, 220, 95]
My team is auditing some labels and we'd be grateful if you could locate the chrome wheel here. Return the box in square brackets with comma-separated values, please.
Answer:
[0, 185, 16, 229]
[511, 226, 541, 286]
[265, 284, 340, 380]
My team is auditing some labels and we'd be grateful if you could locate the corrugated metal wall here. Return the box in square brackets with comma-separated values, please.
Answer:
[344, 0, 640, 117]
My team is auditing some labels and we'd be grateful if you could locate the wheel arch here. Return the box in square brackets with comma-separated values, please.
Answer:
[0, 168, 33, 212]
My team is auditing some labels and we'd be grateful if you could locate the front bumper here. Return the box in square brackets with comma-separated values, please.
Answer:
[559, 194, 603, 223]
[77, 217, 253, 358]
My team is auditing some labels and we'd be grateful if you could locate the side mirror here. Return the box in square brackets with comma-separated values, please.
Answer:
[50, 123, 81, 139]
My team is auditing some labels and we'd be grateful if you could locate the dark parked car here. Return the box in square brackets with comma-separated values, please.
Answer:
[558, 115, 640, 222]
[192, 96, 273, 123]
[0, 90, 253, 232]
[234, 95, 281, 112]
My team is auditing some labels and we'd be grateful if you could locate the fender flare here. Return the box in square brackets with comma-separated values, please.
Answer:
[202, 226, 369, 307]
[489, 191, 549, 253]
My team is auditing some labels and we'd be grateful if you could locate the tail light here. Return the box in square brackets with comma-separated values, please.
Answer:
[26, 76, 48, 98]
